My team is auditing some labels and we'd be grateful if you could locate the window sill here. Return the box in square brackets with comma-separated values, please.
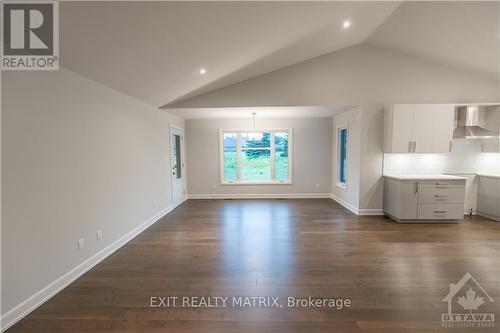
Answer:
[220, 181, 292, 186]
[336, 182, 347, 191]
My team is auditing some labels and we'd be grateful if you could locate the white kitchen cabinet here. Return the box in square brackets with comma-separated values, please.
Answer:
[477, 175, 500, 222]
[433, 104, 455, 153]
[387, 104, 414, 153]
[384, 104, 455, 154]
[383, 175, 466, 223]
[413, 104, 434, 153]
[383, 178, 418, 219]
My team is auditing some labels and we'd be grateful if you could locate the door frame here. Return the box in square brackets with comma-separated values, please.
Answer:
[169, 124, 185, 207]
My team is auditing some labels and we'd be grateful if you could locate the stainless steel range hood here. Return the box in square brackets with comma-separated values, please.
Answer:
[453, 106, 498, 139]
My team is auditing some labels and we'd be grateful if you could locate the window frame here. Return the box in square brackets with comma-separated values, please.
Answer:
[336, 124, 348, 190]
[219, 128, 293, 185]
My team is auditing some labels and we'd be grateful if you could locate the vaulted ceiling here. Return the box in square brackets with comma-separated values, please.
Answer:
[60, 1, 400, 107]
[59, 1, 499, 111]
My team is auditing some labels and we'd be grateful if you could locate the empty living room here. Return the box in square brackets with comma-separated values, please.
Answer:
[1, 1, 500, 332]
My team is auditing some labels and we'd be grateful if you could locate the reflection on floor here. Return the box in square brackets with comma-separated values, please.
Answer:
[8, 199, 500, 333]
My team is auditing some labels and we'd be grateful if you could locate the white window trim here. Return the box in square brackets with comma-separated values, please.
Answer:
[219, 128, 293, 185]
[336, 124, 348, 191]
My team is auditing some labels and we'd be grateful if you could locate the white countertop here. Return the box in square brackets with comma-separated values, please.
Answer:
[477, 174, 500, 179]
[383, 174, 467, 181]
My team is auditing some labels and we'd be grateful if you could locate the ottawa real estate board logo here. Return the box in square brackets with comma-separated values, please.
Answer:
[1, 1, 59, 70]
[442, 272, 495, 328]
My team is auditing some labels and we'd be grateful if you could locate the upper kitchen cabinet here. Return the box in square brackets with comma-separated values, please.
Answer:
[384, 104, 455, 154]
[413, 104, 434, 153]
[433, 104, 456, 153]
[482, 105, 500, 153]
[384, 104, 414, 153]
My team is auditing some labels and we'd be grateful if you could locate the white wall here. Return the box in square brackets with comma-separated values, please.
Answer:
[331, 107, 361, 211]
[185, 117, 332, 197]
[171, 43, 500, 210]
[1, 68, 184, 324]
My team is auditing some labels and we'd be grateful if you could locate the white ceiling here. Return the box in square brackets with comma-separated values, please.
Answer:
[60, 1, 400, 108]
[367, 1, 500, 80]
[59, 1, 500, 119]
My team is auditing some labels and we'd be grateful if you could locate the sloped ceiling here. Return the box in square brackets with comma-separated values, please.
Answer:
[59, 1, 499, 115]
[367, 1, 500, 80]
[60, 1, 400, 107]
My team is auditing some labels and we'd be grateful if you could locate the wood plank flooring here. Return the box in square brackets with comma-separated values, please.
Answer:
[7, 199, 500, 332]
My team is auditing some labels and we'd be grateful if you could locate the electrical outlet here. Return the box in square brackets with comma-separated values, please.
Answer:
[77, 238, 84, 250]
[96, 230, 103, 241]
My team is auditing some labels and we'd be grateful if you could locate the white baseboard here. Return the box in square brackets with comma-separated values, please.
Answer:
[187, 193, 331, 199]
[476, 210, 500, 222]
[329, 194, 384, 216]
[0, 203, 180, 332]
[358, 209, 385, 216]
[330, 193, 359, 215]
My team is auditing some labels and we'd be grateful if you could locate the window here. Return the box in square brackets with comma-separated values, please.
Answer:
[337, 126, 348, 188]
[220, 129, 292, 184]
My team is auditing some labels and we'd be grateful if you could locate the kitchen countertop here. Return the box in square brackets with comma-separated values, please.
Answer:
[477, 174, 500, 179]
[383, 174, 467, 181]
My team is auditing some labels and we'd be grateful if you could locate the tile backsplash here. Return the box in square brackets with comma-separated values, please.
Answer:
[479, 152, 500, 175]
[383, 139, 500, 175]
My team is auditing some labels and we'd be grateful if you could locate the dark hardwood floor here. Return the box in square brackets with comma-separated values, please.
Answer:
[7, 199, 500, 333]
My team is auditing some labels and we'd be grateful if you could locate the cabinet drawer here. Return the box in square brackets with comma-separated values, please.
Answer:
[418, 187, 465, 204]
[418, 180, 465, 188]
[417, 204, 464, 220]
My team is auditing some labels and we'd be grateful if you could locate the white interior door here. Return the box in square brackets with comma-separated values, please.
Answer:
[170, 126, 184, 207]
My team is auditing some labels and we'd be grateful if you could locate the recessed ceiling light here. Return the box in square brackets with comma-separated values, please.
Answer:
[342, 20, 351, 30]
[199, 68, 207, 75]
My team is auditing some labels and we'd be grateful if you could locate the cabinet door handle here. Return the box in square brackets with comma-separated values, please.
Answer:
[414, 182, 419, 193]
[413, 141, 417, 152]
[408, 141, 412, 153]
[449, 141, 453, 152]
[434, 210, 448, 214]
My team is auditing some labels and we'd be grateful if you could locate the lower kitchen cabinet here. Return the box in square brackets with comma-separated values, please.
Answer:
[477, 175, 500, 221]
[383, 176, 466, 223]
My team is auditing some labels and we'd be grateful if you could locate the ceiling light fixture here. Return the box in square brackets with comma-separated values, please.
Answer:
[342, 20, 351, 30]
[199, 68, 207, 75]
